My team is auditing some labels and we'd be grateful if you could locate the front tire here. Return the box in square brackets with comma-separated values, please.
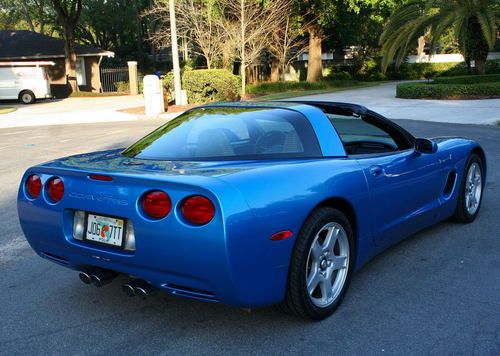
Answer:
[280, 207, 354, 320]
[452, 153, 484, 223]
[19, 90, 35, 104]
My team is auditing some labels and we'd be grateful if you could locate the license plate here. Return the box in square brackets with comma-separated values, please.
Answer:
[85, 214, 125, 247]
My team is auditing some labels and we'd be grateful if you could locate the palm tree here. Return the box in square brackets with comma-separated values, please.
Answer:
[380, 0, 499, 74]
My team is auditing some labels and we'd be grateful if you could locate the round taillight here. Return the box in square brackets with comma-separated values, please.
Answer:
[181, 195, 215, 225]
[26, 174, 42, 198]
[141, 191, 171, 219]
[47, 177, 64, 203]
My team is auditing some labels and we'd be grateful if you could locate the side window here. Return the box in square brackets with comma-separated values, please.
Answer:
[327, 113, 398, 155]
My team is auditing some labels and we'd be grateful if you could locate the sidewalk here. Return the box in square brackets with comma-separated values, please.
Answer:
[0, 95, 178, 129]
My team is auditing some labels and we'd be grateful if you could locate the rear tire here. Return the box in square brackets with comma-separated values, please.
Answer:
[452, 154, 484, 223]
[280, 207, 354, 320]
[19, 90, 35, 104]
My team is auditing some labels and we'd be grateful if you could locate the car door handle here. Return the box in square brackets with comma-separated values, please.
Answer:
[369, 165, 385, 176]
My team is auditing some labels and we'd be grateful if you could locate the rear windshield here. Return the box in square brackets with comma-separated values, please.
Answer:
[122, 107, 321, 160]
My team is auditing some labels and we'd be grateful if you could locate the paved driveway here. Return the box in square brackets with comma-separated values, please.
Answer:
[292, 82, 500, 125]
[0, 120, 499, 354]
[0, 95, 145, 129]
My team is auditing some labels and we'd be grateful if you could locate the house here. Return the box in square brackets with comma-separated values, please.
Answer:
[0, 30, 114, 97]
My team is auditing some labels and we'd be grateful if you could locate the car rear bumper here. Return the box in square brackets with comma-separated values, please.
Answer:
[18, 196, 290, 308]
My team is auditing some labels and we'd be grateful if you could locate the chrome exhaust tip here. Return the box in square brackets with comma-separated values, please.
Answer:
[135, 283, 158, 300]
[89, 269, 117, 287]
[79, 272, 93, 285]
[122, 279, 157, 299]
[122, 283, 137, 297]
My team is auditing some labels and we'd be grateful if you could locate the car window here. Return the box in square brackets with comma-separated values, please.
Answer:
[123, 107, 321, 160]
[326, 113, 398, 155]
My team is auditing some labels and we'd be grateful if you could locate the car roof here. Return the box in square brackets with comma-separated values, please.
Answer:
[200, 100, 369, 116]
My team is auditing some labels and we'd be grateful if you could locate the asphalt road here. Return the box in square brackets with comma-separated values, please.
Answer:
[0, 119, 499, 355]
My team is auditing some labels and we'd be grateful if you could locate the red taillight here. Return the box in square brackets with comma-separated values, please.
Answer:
[141, 191, 171, 219]
[47, 177, 64, 203]
[26, 174, 42, 198]
[270, 230, 293, 241]
[181, 195, 215, 225]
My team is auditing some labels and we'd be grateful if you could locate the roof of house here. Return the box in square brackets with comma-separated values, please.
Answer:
[0, 30, 114, 60]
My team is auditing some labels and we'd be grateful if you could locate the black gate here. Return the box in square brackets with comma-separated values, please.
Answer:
[100, 67, 129, 93]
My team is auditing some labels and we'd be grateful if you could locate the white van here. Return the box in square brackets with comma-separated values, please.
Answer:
[0, 63, 52, 104]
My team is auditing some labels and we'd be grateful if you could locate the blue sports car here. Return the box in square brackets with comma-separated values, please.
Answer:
[17, 101, 486, 320]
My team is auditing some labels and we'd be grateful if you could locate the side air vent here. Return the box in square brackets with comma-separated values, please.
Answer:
[443, 171, 457, 195]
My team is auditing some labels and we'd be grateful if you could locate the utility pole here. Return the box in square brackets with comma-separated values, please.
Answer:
[169, 0, 182, 105]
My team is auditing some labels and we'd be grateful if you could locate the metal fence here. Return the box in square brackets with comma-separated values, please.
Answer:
[100, 67, 129, 93]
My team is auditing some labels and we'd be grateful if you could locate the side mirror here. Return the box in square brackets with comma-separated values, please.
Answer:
[415, 138, 438, 154]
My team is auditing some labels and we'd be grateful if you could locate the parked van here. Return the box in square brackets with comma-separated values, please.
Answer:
[0, 63, 52, 104]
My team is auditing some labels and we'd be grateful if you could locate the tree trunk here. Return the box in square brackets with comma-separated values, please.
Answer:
[270, 59, 280, 82]
[240, 0, 246, 95]
[307, 26, 323, 82]
[63, 24, 79, 93]
[417, 36, 425, 56]
[475, 60, 486, 75]
[462, 16, 490, 75]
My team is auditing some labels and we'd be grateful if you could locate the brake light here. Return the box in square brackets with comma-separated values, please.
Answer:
[26, 174, 42, 198]
[141, 191, 171, 219]
[181, 195, 215, 225]
[47, 177, 64, 203]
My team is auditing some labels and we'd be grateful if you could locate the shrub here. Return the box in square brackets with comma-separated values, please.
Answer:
[433, 74, 500, 84]
[396, 81, 500, 99]
[386, 60, 500, 80]
[161, 72, 175, 94]
[326, 71, 353, 81]
[246, 80, 359, 95]
[115, 81, 129, 93]
[182, 69, 241, 104]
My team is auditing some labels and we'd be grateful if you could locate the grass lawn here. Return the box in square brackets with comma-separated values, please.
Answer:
[0, 107, 17, 115]
[247, 81, 383, 101]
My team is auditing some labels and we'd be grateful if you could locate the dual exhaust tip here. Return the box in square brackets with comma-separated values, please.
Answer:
[79, 269, 156, 299]
[79, 269, 117, 287]
[122, 279, 157, 299]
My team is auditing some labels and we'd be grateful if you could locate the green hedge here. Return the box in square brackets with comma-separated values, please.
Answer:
[247, 80, 360, 94]
[433, 74, 500, 84]
[397, 81, 500, 99]
[386, 60, 500, 80]
[182, 69, 241, 104]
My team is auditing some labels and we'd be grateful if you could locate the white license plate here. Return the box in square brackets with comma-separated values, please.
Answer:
[85, 214, 125, 247]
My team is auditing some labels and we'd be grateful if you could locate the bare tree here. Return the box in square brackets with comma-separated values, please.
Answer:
[143, 1, 172, 57]
[267, 11, 310, 82]
[18, 0, 53, 35]
[144, 0, 223, 70]
[176, 0, 222, 69]
[219, 0, 290, 95]
[51, 0, 82, 93]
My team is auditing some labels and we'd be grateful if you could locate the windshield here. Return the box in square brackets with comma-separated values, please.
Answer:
[122, 107, 322, 160]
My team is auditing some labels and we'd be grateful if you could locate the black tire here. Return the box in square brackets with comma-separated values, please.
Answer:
[452, 153, 484, 223]
[19, 90, 35, 104]
[280, 207, 355, 320]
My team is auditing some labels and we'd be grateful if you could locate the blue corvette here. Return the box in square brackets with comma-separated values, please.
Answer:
[18, 101, 486, 320]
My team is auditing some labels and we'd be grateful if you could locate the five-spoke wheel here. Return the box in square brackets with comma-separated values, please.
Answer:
[280, 207, 354, 320]
[453, 153, 484, 223]
[306, 222, 349, 308]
